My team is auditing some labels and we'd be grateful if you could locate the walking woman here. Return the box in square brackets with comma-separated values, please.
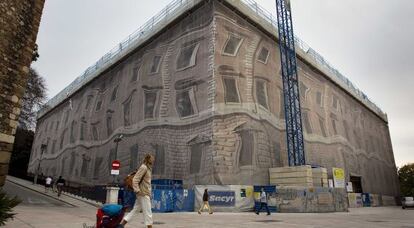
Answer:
[121, 154, 155, 228]
[198, 188, 213, 214]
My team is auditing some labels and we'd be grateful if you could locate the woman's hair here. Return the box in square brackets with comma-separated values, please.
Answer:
[143, 154, 153, 165]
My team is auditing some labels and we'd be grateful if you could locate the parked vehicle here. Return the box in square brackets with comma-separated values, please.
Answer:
[402, 197, 414, 209]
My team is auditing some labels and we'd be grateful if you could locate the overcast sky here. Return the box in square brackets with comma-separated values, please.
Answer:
[32, 0, 414, 167]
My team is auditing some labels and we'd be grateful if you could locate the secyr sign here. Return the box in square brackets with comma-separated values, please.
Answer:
[208, 191, 235, 206]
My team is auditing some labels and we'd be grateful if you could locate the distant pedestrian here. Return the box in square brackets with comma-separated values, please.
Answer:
[45, 176, 53, 193]
[255, 188, 270, 215]
[56, 176, 66, 197]
[121, 154, 155, 228]
[198, 188, 213, 214]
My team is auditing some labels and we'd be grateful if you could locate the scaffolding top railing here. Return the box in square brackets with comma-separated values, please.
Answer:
[37, 0, 386, 120]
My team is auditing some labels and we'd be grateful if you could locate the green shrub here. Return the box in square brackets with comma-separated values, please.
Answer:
[0, 190, 21, 226]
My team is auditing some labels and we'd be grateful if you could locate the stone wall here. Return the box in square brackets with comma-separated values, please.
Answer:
[0, 0, 45, 186]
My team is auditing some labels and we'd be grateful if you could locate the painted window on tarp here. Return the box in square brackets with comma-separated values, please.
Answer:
[332, 95, 339, 110]
[80, 117, 86, 140]
[177, 43, 199, 70]
[59, 129, 67, 149]
[331, 119, 338, 135]
[51, 140, 56, 154]
[343, 120, 350, 140]
[257, 47, 269, 63]
[95, 100, 102, 111]
[91, 123, 99, 141]
[299, 81, 309, 101]
[123, 99, 132, 126]
[106, 113, 113, 137]
[69, 151, 76, 174]
[131, 67, 140, 82]
[256, 80, 268, 109]
[319, 117, 327, 137]
[354, 129, 361, 148]
[144, 91, 157, 119]
[130, 144, 139, 172]
[223, 77, 240, 103]
[94, 157, 103, 179]
[239, 131, 254, 166]
[64, 110, 70, 124]
[76, 99, 83, 112]
[150, 56, 162, 74]
[99, 81, 106, 92]
[176, 90, 194, 117]
[316, 91, 322, 106]
[81, 157, 90, 178]
[190, 144, 203, 174]
[153, 145, 165, 175]
[55, 121, 60, 132]
[70, 120, 77, 143]
[110, 85, 118, 102]
[46, 137, 50, 154]
[223, 35, 243, 56]
[302, 111, 312, 134]
[85, 95, 93, 110]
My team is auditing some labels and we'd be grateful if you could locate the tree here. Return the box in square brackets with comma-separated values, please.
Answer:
[398, 163, 414, 197]
[18, 67, 47, 130]
[9, 68, 47, 178]
[9, 128, 34, 179]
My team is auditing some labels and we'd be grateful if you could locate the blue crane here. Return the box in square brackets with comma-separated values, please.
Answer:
[275, 0, 306, 166]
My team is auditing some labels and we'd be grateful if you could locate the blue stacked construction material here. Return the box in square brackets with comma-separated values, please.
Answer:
[152, 189, 175, 212]
[119, 180, 194, 212]
[174, 189, 195, 212]
[253, 185, 277, 212]
[151, 189, 194, 212]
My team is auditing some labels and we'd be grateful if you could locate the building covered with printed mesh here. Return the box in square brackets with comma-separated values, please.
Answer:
[29, 0, 399, 198]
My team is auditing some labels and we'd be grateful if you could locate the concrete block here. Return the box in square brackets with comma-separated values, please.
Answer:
[270, 177, 313, 184]
[270, 170, 312, 179]
[382, 195, 396, 206]
[269, 165, 312, 173]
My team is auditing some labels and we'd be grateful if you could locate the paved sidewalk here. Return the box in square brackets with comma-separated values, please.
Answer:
[6, 175, 102, 208]
[4, 176, 414, 228]
[6, 206, 414, 228]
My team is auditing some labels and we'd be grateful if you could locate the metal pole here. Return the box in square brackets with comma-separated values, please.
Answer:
[112, 134, 123, 186]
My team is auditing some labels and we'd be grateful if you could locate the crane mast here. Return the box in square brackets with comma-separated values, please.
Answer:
[275, 0, 306, 166]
